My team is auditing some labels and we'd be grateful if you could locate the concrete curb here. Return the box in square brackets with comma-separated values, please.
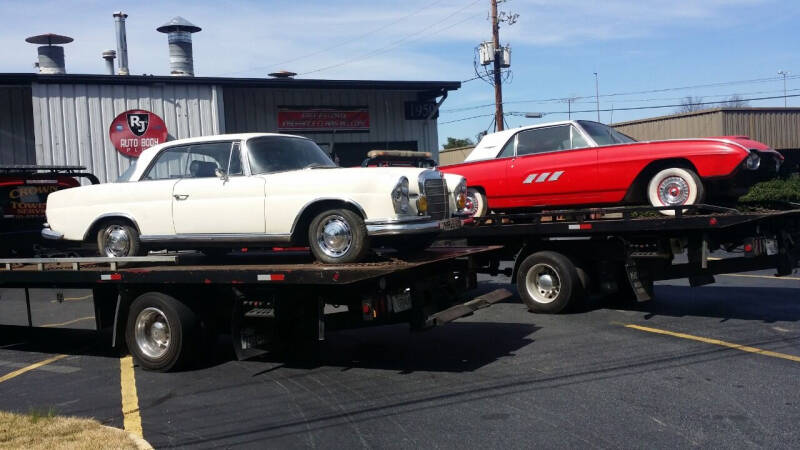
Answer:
[101, 425, 154, 450]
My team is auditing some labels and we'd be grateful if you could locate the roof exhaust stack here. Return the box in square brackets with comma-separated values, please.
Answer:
[25, 33, 73, 74]
[157, 17, 201, 76]
[102, 50, 116, 75]
[113, 11, 129, 75]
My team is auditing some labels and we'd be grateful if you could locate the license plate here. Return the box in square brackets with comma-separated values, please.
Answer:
[765, 239, 778, 256]
[389, 292, 412, 312]
[439, 217, 462, 231]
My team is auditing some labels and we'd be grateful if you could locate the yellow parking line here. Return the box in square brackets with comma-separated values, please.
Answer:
[41, 316, 95, 328]
[51, 294, 93, 303]
[626, 324, 800, 363]
[0, 354, 68, 383]
[120, 355, 143, 438]
[721, 273, 800, 281]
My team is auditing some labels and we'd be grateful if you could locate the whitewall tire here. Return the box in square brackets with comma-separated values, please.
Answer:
[647, 167, 704, 216]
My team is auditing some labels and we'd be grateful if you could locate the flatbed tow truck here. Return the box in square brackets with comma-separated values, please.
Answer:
[1, 202, 798, 372]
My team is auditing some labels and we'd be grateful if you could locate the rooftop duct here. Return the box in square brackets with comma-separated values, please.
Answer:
[157, 16, 201, 76]
[113, 12, 130, 75]
[25, 33, 73, 74]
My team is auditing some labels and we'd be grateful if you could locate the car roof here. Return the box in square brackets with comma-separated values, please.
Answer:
[465, 120, 580, 162]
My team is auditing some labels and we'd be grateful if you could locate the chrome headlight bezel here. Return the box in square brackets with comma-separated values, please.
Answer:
[745, 151, 761, 171]
[392, 176, 410, 214]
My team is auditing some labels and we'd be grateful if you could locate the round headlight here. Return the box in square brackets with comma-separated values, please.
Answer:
[745, 152, 761, 170]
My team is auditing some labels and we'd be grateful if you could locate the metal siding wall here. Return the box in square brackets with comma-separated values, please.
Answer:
[722, 110, 800, 150]
[222, 87, 439, 157]
[614, 111, 724, 141]
[0, 86, 36, 164]
[31, 82, 223, 183]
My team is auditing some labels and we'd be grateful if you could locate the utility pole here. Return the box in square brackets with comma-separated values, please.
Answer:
[593, 72, 600, 122]
[778, 70, 789, 107]
[491, 0, 504, 131]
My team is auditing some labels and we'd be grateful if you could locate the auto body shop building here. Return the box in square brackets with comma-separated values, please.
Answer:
[0, 73, 459, 182]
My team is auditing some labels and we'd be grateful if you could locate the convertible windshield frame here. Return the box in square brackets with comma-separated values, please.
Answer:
[246, 136, 337, 175]
[576, 120, 637, 146]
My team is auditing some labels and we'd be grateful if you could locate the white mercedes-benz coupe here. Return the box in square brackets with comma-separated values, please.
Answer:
[42, 133, 466, 263]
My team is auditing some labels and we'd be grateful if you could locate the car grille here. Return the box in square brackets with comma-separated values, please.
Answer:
[424, 178, 449, 220]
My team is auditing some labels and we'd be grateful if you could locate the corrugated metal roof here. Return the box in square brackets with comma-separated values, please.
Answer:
[0, 73, 460, 93]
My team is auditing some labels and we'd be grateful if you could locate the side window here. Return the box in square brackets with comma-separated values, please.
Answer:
[498, 136, 516, 158]
[227, 143, 244, 175]
[516, 125, 571, 156]
[185, 142, 234, 178]
[570, 126, 590, 149]
[142, 146, 190, 180]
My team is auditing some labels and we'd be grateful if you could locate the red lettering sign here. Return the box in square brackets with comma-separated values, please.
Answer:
[109, 109, 169, 158]
[277, 108, 370, 132]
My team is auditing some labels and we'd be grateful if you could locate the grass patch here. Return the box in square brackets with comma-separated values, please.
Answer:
[0, 410, 137, 449]
[740, 174, 800, 203]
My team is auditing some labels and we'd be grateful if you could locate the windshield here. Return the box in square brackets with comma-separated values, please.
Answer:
[577, 120, 636, 146]
[116, 162, 137, 182]
[248, 136, 336, 175]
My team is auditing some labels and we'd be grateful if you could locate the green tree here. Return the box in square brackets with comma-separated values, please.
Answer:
[443, 137, 475, 149]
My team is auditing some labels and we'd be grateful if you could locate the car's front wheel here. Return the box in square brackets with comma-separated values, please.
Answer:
[308, 208, 369, 264]
[97, 221, 142, 257]
[647, 167, 705, 216]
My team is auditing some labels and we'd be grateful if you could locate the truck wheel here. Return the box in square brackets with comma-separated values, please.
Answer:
[516, 251, 584, 313]
[647, 167, 705, 216]
[308, 208, 369, 264]
[465, 188, 487, 217]
[97, 221, 142, 257]
[125, 292, 197, 372]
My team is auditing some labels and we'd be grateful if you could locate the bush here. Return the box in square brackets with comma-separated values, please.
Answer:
[740, 174, 800, 202]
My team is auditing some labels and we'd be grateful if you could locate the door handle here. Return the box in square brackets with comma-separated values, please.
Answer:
[173, 194, 189, 201]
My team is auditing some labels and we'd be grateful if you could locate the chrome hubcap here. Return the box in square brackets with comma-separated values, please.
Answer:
[103, 225, 130, 257]
[525, 263, 561, 304]
[465, 193, 478, 216]
[317, 215, 353, 258]
[657, 176, 690, 206]
[134, 307, 170, 359]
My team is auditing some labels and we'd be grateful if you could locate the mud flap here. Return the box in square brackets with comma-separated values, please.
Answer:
[625, 261, 653, 302]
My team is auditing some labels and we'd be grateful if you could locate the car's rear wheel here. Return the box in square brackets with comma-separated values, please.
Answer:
[647, 167, 705, 216]
[308, 208, 369, 264]
[97, 221, 142, 257]
[465, 188, 487, 217]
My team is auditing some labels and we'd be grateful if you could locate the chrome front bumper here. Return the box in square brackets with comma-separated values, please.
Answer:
[41, 224, 64, 240]
[366, 217, 461, 236]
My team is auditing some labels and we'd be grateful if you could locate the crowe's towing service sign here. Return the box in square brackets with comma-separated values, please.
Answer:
[109, 109, 169, 157]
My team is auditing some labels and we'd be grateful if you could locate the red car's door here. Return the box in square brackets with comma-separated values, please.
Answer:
[504, 124, 599, 208]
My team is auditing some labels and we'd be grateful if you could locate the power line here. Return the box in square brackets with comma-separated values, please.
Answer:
[215, 0, 447, 76]
[442, 74, 800, 113]
[299, 0, 483, 76]
[440, 93, 800, 125]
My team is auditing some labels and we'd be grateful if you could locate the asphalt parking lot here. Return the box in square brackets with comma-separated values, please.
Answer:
[1, 269, 799, 449]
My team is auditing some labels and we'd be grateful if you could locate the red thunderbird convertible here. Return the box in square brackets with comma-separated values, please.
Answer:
[440, 120, 782, 216]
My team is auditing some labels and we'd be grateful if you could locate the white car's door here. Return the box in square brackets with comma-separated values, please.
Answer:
[171, 141, 266, 234]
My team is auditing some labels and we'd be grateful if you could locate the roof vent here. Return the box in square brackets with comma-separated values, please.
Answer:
[102, 49, 117, 75]
[157, 16, 201, 76]
[268, 70, 297, 79]
[25, 33, 73, 74]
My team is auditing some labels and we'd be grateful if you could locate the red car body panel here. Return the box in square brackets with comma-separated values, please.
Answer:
[441, 124, 782, 210]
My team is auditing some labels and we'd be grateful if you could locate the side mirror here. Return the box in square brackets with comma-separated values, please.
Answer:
[214, 168, 228, 181]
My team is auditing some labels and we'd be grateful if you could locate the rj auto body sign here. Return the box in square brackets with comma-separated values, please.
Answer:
[109, 109, 169, 157]
[277, 107, 370, 132]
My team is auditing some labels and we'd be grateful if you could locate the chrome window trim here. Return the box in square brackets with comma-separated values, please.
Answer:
[82, 213, 143, 240]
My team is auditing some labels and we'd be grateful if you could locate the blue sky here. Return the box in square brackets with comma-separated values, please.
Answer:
[1, 0, 797, 147]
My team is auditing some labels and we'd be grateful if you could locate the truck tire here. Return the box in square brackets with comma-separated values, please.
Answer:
[466, 188, 487, 217]
[516, 251, 585, 314]
[308, 208, 369, 264]
[647, 167, 704, 216]
[125, 292, 197, 372]
[97, 220, 142, 257]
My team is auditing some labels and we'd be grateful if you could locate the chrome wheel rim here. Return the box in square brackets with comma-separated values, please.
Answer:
[465, 192, 479, 216]
[134, 307, 170, 359]
[316, 215, 353, 258]
[657, 176, 690, 206]
[102, 225, 131, 257]
[525, 263, 561, 304]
